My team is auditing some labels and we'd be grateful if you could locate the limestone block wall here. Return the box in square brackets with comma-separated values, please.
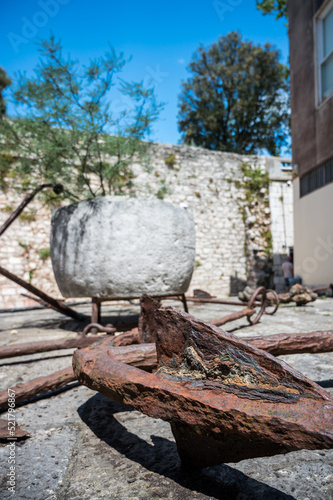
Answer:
[0, 191, 60, 309]
[133, 144, 253, 297]
[269, 177, 294, 291]
[0, 142, 292, 309]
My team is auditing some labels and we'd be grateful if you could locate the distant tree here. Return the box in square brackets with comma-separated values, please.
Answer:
[178, 32, 289, 156]
[256, 0, 288, 20]
[0, 36, 162, 201]
[0, 67, 11, 117]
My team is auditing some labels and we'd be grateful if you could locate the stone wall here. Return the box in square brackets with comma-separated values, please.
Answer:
[267, 159, 294, 291]
[0, 143, 292, 309]
[0, 190, 60, 309]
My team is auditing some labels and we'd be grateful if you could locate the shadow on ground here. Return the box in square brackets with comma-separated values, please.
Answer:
[78, 393, 295, 500]
[0, 309, 139, 334]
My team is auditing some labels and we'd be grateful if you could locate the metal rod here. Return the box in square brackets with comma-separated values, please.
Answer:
[312, 285, 333, 293]
[162, 295, 260, 307]
[0, 335, 107, 359]
[210, 307, 255, 326]
[91, 298, 102, 333]
[0, 367, 76, 410]
[91, 298, 101, 323]
[181, 294, 189, 313]
[0, 183, 61, 238]
[242, 330, 333, 356]
[0, 265, 84, 321]
[188, 297, 257, 306]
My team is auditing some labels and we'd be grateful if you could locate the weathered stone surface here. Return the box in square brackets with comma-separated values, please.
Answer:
[239, 286, 280, 306]
[50, 197, 195, 298]
[73, 304, 333, 469]
[289, 284, 317, 305]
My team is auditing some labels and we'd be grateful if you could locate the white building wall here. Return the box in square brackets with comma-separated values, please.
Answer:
[293, 178, 333, 286]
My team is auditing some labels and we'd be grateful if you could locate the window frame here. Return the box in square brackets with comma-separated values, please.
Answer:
[315, 0, 333, 106]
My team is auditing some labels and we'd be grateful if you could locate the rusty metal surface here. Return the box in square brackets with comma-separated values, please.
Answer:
[210, 307, 255, 326]
[73, 304, 333, 469]
[138, 294, 161, 343]
[164, 295, 257, 307]
[312, 284, 333, 293]
[0, 334, 107, 360]
[140, 290, 274, 337]
[81, 323, 116, 336]
[242, 330, 333, 356]
[107, 343, 157, 370]
[175, 287, 280, 312]
[187, 287, 279, 325]
[263, 289, 280, 315]
[0, 324, 142, 360]
[0, 342, 157, 410]
[0, 367, 76, 410]
[71, 328, 333, 374]
[110, 328, 141, 346]
[247, 286, 268, 324]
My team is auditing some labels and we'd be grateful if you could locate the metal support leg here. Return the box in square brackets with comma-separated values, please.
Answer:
[91, 298, 101, 334]
[181, 294, 189, 313]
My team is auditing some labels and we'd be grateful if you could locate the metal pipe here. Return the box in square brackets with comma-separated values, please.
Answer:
[210, 307, 255, 326]
[0, 183, 62, 237]
[0, 265, 84, 321]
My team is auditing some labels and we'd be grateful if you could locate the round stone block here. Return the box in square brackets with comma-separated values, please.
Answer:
[50, 197, 195, 298]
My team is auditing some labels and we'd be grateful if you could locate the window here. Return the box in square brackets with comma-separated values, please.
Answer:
[300, 155, 333, 197]
[316, 1, 333, 103]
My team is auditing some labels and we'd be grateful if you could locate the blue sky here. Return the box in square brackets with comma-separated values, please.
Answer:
[1, 0, 289, 147]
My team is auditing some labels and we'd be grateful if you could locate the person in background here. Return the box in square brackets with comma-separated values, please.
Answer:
[282, 256, 294, 292]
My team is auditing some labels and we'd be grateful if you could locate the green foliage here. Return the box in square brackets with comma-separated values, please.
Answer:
[28, 270, 33, 283]
[0, 152, 15, 190]
[164, 154, 176, 168]
[156, 179, 171, 200]
[19, 210, 36, 222]
[240, 162, 270, 203]
[0, 36, 162, 202]
[0, 67, 11, 117]
[262, 228, 273, 255]
[38, 247, 51, 261]
[231, 162, 272, 257]
[178, 32, 289, 156]
[256, 0, 287, 20]
[233, 162, 270, 204]
[1, 204, 14, 213]
[18, 241, 29, 249]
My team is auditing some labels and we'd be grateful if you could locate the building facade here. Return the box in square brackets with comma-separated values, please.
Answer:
[288, 0, 333, 285]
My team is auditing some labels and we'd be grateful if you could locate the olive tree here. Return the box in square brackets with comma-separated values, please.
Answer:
[0, 36, 162, 201]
